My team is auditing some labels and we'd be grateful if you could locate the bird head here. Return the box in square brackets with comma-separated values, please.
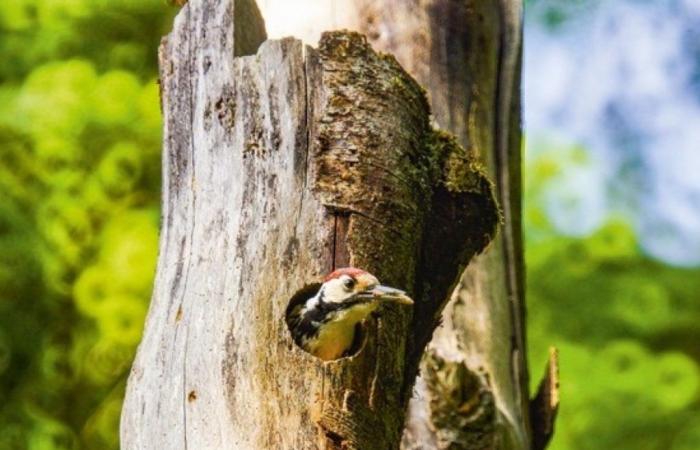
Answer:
[319, 267, 413, 306]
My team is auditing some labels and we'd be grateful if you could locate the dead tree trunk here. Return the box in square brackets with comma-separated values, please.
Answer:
[256, 1, 561, 449]
[121, 1, 499, 449]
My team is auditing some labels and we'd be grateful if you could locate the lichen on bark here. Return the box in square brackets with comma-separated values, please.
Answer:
[423, 350, 496, 450]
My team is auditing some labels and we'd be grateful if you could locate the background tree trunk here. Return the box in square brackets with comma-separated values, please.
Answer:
[256, 1, 559, 449]
[121, 1, 500, 449]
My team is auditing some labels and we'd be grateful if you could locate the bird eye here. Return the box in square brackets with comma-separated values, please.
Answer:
[343, 277, 355, 290]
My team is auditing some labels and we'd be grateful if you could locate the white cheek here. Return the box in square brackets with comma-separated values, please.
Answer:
[324, 282, 350, 303]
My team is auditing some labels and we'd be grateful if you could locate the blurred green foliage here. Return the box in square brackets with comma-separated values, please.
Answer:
[0, 1, 173, 449]
[0, 1, 697, 450]
[525, 146, 700, 450]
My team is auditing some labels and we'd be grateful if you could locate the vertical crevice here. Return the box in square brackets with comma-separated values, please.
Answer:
[295, 45, 311, 235]
[332, 212, 351, 270]
[331, 214, 338, 271]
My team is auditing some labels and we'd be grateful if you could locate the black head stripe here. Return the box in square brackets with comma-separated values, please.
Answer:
[314, 297, 365, 317]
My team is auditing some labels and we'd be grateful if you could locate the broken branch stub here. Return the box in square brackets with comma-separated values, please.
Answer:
[120, 1, 497, 448]
[530, 347, 560, 450]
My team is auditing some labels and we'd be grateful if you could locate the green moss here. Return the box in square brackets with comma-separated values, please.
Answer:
[425, 129, 495, 196]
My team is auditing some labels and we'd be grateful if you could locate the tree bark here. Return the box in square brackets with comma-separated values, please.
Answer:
[121, 1, 499, 449]
[255, 2, 559, 450]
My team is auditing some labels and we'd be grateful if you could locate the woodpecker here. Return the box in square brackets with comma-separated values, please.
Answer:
[286, 267, 413, 361]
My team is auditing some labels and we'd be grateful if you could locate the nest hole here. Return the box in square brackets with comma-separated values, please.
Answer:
[284, 282, 367, 361]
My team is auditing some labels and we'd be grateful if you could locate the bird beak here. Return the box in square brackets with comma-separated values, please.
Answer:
[360, 285, 414, 305]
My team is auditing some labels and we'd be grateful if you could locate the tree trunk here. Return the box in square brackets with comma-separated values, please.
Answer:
[121, 1, 500, 449]
[255, 2, 559, 449]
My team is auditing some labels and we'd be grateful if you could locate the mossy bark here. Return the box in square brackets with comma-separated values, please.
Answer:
[120, 1, 498, 449]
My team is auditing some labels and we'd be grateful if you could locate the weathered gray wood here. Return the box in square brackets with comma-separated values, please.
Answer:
[257, 1, 537, 449]
[121, 1, 498, 449]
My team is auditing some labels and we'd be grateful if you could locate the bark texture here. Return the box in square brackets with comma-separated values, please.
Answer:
[121, 1, 498, 449]
[256, 1, 546, 449]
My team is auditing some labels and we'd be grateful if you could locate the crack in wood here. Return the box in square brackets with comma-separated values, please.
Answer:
[294, 45, 313, 244]
[331, 212, 350, 270]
